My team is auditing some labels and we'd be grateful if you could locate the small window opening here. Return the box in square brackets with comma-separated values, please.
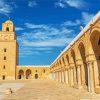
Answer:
[6, 27, 9, 32]
[98, 38, 100, 45]
[43, 69, 45, 73]
[2, 75, 5, 80]
[4, 56, 6, 60]
[3, 65, 5, 69]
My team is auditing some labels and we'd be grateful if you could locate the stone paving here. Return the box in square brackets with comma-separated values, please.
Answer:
[2, 79, 100, 100]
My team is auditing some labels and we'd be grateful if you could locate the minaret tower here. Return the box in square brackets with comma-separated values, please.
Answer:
[0, 20, 18, 80]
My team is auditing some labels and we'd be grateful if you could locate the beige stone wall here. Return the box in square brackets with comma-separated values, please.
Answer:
[16, 66, 50, 79]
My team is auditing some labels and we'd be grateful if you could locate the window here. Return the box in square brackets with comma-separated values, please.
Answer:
[6, 27, 9, 32]
[2, 75, 5, 80]
[43, 69, 45, 73]
[36, 70, 37, 72]
[4, 56, 6, 60]
[3, 65, 5, 69]
[4, 48, 6, 52]
[98, 38, 100, 45]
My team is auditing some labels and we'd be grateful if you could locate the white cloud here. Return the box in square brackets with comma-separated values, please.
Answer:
[0, 0, 17, 15]
[18, 23, 74, 56]
[25, 23, 49, 29]
[62, 12, 94, 27]
[18, 12, 94, 57]
[15, 27, 24, 31]
[0, 0, 12, 15]
[28, 1, 38, 8]
[55, 2, 66, 8]
[63, 20, 80, 26]
[81, 12, 94, 25]
[55, 0, 87, 9]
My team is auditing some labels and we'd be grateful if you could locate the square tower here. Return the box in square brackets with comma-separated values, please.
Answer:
[0, 20, 18, 80]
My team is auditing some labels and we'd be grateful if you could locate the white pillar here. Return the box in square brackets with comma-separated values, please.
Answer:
[65, 70, 68, 84]
[68, 68, 70, 85]
[87, 62, 94, 93]
[55, 72, 58, 81]
[77, 65, 81, 88]
[57, 72, 59, 81]
[52, 73, 55, 80]
[70, 68, 74, 86]
[62, 71, 64, 83]
[59, 72, 62, 82]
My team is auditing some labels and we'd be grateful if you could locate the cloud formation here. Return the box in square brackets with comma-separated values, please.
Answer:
[63, 12, 94, 27]
[0, 0, 17, 15]
[18, 23, 75, 57]
[28, 1, 38, 8]
[55, 0, 87, 9]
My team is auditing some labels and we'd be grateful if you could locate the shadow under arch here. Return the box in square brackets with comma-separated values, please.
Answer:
[70, 49, 78, 84]
[90, 29, 100, 84]
[18, 69, 24, 79]
[78, 42, 88, 86]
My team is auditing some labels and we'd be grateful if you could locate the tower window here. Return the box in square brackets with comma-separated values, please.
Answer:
[2, 75, 5, 80]
[43, 69, 45, 73]
[4, 48, 6, 52]
[6, 27, 9, 32]
[98, 38, 100, 45]
[4, 56, 6, 60]
[3, 65, 5, 69]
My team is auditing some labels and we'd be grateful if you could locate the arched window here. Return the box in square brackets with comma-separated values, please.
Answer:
[6, 27, 9, 32]
[43, 69, 45, 73]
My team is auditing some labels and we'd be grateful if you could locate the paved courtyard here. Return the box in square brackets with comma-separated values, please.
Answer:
[1, 79, 100, 100]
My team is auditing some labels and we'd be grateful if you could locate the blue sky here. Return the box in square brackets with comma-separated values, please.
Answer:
[0, 0, 99, 65]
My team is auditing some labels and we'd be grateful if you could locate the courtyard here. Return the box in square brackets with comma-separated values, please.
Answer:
[0, 79, 100, 100]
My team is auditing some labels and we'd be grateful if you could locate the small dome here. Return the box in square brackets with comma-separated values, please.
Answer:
[5, 20, 13, 24]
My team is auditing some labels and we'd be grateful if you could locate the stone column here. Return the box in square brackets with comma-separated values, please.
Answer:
[77, 65, 81, 88]
[73, 67, 77, 85]
[68, 68, 70, 85]
[56, 72, 58, 81]
[62, 71, 65, 83]
[87, 62, 94, 93]
[54, 72, 56, 80]
[52, 73, 55, 80]
[65, 70, 68, 84]
[70, 68, 74, 86]
[59, 71, 62, 82]
[58, 72, 60, 81]
[23, 75, 26, 79]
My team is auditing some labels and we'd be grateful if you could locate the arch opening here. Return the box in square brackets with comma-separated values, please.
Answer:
[18, 70, 24, 79]
[26, 69, 31, 79]
[78, 42, 88, 86]
[35, 74, 38, 79]
[90, 30, 100, 84]
[71, 49, 78, 84]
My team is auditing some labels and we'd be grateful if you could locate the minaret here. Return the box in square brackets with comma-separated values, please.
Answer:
[0, 20, 18, 80]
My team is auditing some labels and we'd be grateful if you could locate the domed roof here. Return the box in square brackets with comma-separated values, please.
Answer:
[5, 20, 13, 24]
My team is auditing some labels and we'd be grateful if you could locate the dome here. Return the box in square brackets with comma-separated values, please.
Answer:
[5, 20, 13, 24]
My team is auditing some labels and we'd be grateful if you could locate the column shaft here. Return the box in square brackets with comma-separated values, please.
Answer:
[87, 62, 94, 93]
[77, 65, 81, 88]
